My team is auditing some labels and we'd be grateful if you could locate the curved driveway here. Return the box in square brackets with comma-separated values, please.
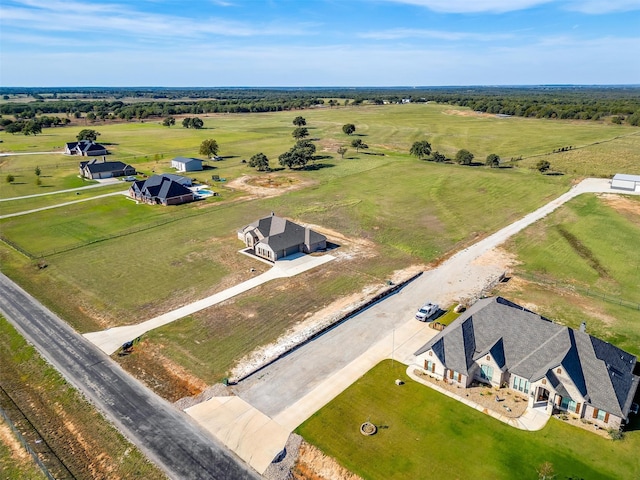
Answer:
[0, 273, 259, 480]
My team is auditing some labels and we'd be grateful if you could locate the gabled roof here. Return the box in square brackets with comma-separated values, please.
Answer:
[135, 174, 193, 200]
[82, 159, 133, 174]
[69, 140, 106, 152]
[414, 296, 638, 417]
[172, 156, 202, 165]
[240, 215, 326, 252]
[612, 173, 640, 182]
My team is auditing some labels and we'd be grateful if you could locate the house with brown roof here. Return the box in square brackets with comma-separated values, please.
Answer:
[238, 213, 327, 261]
[414, 296, 639, 430]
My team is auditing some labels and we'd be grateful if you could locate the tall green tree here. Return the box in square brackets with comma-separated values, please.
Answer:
[190, 117, 204, 129]
[199, 139, 219, 157]
[22, 120, 42, 136]
[292, 116, 306, 127]
[342, 123, 356, 135]
[337, 146, 347, 159]
[410, 140, 432, 159]
[486, 153, 501, 168]
[76, 129, 100, 141]
[249, 153, 270, 171]
[455, 149, 474, 165]
[292, 127, 309, 140]
[162, 116, 176, 127]
[34, 166, 41, 177]
[536, 160, 551, 172]
[351, 138, 368, 152]
[182, 117, 192, 128]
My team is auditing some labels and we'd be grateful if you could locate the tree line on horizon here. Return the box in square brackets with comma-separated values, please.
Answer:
[1, 86, 639, 126]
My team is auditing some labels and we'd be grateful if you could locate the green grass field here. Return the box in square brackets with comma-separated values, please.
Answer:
[497, 194, 640, 355]
[297, 360, 640, 480]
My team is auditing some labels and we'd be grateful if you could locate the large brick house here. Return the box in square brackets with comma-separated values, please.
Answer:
[414, 296, 639, 430]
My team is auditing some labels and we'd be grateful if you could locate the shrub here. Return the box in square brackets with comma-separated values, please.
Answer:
[608, 429, 624, 441]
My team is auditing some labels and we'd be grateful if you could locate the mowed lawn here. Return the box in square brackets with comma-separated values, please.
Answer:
[297, 360, 640, 480]
[499, 193, 640, 356]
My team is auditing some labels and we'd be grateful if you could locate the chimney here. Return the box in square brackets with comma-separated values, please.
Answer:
[579, 322, 586, 333]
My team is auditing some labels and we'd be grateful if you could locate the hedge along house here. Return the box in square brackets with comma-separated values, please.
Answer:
[414, 297, 639, 430]
[238, 213, 327, 262]
[611, 173, 640, 192]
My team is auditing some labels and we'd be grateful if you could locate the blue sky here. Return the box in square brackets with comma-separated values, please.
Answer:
[1, 0, 639, 86]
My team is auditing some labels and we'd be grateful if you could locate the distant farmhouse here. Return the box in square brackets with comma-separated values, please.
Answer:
[171, 157, 203, 172]
[238, 213, 327, 261]
[65, 140, 108, 156]
[129, 174, 194, 206]
[611, 173, 640, 192]
[79, 159, 136, 180]
[414, 296, 639, 431]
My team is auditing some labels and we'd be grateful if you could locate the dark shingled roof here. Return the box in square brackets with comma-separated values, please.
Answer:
[132, 174, 193, 201]
[82, 159, 133, 175]
[240, 215, 326, 253]
[414, 296, 638, 418]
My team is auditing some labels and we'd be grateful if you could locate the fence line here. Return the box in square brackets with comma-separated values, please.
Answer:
[0, 397, 57, 480]
[517, 271, 640, 311]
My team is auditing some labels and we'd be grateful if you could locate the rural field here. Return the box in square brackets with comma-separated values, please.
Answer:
[297, 360, 640, 480]
[1, 104, 639, 400]
[0, 316, 166, 480]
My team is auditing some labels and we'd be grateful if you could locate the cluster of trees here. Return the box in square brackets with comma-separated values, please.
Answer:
[279, 140, 316, 169]
[411, 140, 502, 168]
[182, 117, 204, 129]
[2, 86, 638, 125]
[2, 115, 71, 135]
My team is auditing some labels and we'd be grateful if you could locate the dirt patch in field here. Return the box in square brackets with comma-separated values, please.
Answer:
[0, 421, 31, 463]
[226, 174, 315, 198]
[115, 341, 208, 402]
[600, 193, 640, 219]
[292, 442, 362, 480]
[442, 109, 495, 118]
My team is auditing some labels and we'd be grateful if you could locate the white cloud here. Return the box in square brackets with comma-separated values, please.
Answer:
[383, 0, 555, 14]
[565, 1, 640, 14]
[0, 0, 308, 40]
[358, 28, 513, 42]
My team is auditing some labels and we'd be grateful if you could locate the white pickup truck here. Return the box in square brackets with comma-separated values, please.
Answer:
[415, 302, 439, 321]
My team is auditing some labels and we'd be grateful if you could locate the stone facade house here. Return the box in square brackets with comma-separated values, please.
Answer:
[238, 214, 327, 261]
[414, 296, 639, 430]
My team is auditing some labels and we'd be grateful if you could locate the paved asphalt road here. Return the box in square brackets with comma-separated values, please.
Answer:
[0, 273, 259, 480]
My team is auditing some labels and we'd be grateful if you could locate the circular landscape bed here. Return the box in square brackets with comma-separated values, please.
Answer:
[360, 422, 377, 436]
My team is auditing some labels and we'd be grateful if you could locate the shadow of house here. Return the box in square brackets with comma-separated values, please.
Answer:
[79, 158, 136, 180]
[414, 296, 639, 431]
[128, 174, 195, 206]
[238, 213, 327, 262]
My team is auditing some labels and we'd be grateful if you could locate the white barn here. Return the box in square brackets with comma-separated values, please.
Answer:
[171, 157, 203, 172]
[611, 173, 640, 192]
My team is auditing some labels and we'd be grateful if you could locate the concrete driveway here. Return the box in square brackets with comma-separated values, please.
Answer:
[187, 178, 637, 474]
